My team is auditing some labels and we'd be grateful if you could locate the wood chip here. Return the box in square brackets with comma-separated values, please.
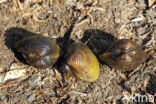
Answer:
[148, 0, 155, 7]
[0, 67, 3, 73]
[0, 0, 7, 4]
[3, 69, 26, 83]
[119, 72, 128, 80]
[131, 17, 143, 22]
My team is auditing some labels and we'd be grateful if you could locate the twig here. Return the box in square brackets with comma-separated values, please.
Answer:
[71, 18, 90, 35]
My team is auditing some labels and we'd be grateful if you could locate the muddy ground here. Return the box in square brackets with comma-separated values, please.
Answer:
[0, 0, 155, 104]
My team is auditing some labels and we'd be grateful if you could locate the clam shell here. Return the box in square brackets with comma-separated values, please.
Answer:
[65, 42, 99, 82]
[14, 36, 61, 68]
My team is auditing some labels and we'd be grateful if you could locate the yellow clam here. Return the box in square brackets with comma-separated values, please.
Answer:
[63, 42, 100, 82]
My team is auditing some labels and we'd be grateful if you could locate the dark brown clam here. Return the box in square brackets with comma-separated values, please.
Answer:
[14, 35, 61, 68]
[99, 39, 148, 71]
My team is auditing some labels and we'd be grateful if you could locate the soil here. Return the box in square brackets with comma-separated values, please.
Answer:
[0, 0, 155, 104]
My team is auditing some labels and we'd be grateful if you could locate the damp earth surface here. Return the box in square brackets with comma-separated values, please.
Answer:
[0, 0, 155, 103]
